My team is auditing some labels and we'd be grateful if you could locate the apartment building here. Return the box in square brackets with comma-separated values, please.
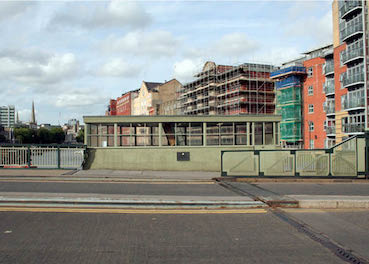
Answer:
[0, 105, 15, 128]
[178, 61, 277, 116]
[334, 0, 368, 142]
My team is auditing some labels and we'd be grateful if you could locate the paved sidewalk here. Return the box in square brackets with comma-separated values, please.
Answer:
[74, 170, 219, 180]
[0, 192, 265, 209]
[223, 182, 369, 209]
[0, 169, 74, 177]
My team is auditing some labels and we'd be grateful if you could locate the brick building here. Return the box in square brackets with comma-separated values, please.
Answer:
[116, 90, 139, 116]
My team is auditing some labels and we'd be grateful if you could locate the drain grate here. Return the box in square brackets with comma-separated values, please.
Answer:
[272, 209, 368, 264]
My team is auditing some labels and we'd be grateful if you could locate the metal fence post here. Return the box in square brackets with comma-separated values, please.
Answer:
[365, 131, 369, 179]
[27, 146, 31, 168]
[57, 146, 61, 169]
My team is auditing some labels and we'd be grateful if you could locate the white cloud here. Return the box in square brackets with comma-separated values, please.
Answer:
[173, 58, 204, 83]
[213, 33, 258, 57]
[285, 10, 332, 46]
[0, 50, 79, 85]
[54, 89, 109, 108]
[18, 109, 31, 122]
[0, 1, 36, 22]
[97, 59, 142, 77]
[50, 1, 151, 30]
[102, 30, 180, 58]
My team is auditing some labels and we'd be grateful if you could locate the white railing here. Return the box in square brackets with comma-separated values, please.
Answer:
[0, 145, 85, 169]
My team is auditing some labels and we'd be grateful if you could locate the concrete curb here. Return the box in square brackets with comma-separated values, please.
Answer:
[288, 195, 369, 209]
[215, 177, 369, 184]
[0, 193, 266, 209]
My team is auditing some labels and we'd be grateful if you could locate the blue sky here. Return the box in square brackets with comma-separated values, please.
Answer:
[0, 0, 333, 125]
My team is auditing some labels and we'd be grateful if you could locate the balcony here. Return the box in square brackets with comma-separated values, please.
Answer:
[323, 81, 335, 95]
[326, 126, 336, 135]
[325, 105, 335, 115]
[340, 0, 362, 20]
[343, 96, 365, 111]
[342, 72, 365, 88]
[323, 62, 334, 76]
[341, 47, 364, 65]
[340, 19, 363, 42]
[342, 123, 365, 133]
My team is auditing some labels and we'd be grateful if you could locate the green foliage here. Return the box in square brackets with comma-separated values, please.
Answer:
[14, 128, 36, 144]
[14, 127, 65, 144]
[76, 129, 84, 143]
[0, 134, 6, 143]
[50, 127, 65, 144]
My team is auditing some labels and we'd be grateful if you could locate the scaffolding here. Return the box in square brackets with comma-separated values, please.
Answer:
[271, 66, 306, 148]
[179, 62, 278, 116]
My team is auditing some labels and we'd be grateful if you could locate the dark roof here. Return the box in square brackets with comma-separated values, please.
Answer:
[144, 82, 162, 92]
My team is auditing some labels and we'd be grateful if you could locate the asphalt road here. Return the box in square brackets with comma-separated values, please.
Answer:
[0, 210, 347, 264]
[255, 183, 369, 196]
[285, 208, 369, 260]
[0, 181, 237, 196]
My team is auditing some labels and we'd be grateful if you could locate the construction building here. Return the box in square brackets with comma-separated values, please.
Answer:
[270, 63, 306, 148]
[178, 61, 277, 116]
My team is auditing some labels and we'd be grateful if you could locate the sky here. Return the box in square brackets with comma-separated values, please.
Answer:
[0, 0, 333, 125]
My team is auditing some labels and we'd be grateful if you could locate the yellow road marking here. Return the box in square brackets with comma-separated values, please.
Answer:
[0, 207, 266, 214]
[0, 179, 214, 184]
[282, 208, 369, 213]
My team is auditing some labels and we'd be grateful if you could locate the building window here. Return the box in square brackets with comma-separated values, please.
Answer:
[309, 121, 314, 131]
[307, 67, 313, 77]
[308, 85, 313, 96]
[310, 139, 314, 149]
[308, 104, 314, 113]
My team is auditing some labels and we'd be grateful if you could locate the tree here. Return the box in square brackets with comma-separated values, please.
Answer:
[76, 129, 84, 143]
[50, 127, 65, 144]
[14, 128, 36, 144]
[0, 134, 6, 143]
[37, 128, 52, 144]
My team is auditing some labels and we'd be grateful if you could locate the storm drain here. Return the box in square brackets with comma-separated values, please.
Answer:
[272, 209, 368, 264]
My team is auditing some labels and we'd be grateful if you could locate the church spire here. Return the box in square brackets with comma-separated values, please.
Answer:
[16, 111, 19, 123]
[31, 100, 36, 125]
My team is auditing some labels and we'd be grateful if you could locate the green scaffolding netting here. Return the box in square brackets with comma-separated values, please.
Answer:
[280, 122, 302, 142]
[280, 104, 301, 121]
[276, 86, 301, 104]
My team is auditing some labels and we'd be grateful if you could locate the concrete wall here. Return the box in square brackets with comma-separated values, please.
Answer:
[84, 145, 279, 171]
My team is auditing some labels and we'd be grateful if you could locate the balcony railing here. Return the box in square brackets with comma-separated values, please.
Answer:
[323, 62, 334, 75]
[342, 72, 365, 88]
[326, 126, 336, 135]
[342, 123, 365, 133]
[325, 105, 335, 115]
[324, 81, 335, 95]
[341, 47, 364, 64]
[343, 96, 365, 110]
[339, 0, 362, 19]
[340, 19, 363, 41]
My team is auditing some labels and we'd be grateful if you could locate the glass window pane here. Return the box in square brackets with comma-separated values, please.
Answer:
[221, 134, 233, 145]
[99, 125, 108, 135]
[220, 123, 233, 134]
[89, 136, 97, 147]
[119, 124, 132, 135]
[207, 135, 219, 145]
[265, 122, 274, 145]
[189, 123, 203, 134]
[99, 136, 108, 147]
[235, 123, 246, 133]
[255, 122, 263, 145]
[236, 135, 247, 145]
[189, 135, 203, 146]
[206, 123, 219, 134]
[90, 125, 98, 135]
[119, 136, 134, 146]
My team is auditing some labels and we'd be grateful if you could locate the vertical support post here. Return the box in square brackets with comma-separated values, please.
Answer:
[114, 123, 118, 147]
[203, 122, 207, 146]
[252, 122, 255, 145]
[159, 122, 162, 147]
[84, 124, 88, 146]
[57, 146, 61, 169]
[27, 146, 31, 168]
[247, 122, 250, 145]
[365, 130, 369, 179]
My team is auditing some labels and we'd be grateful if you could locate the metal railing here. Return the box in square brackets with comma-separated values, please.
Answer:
[323, 62, 334, 75]
[0, 144, 85, 169]
[339, 0, 362, 19]
[341, 47, 364, 64]
[342, 72, 365, 88]
[221, 134, 367, 178]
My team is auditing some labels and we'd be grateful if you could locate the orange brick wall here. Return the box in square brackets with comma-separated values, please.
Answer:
[303, 57, 327, 149]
